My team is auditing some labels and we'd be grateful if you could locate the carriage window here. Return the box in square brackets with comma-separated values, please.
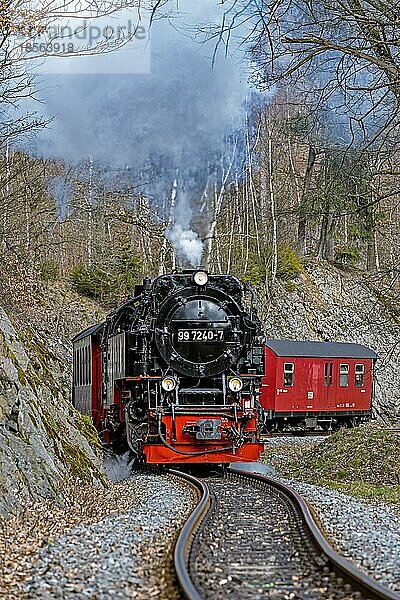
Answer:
[355, 364, 365, 387]
[83, 346, 86, 385]
[324, 362, 333, 386]
[78, 348, 82, 386]
[339, 364, 349, 387]
[84, 346, 89, 385]
[80, 347, 84, 385]
[73, 349, 78, 386]
[284, 362, 294, 387]
[74, 343, 91, 386]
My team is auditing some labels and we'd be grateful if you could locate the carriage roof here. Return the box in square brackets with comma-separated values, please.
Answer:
[264, 339, 377, 360]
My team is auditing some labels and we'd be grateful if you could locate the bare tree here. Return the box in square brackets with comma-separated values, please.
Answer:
[207, 1, 400, 147]
[205, 141, 237, 270]
[0, 0, 166, 146]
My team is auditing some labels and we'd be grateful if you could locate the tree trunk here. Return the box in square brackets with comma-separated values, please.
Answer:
[317, 211, 334, 260]
[205, 142, 237, 269]
[267, 126, 278, 280]
[159, 175, 178, 275]
[298, 145, 316, 256]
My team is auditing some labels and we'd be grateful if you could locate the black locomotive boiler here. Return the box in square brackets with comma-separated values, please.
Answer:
[72, 269, 265, 464]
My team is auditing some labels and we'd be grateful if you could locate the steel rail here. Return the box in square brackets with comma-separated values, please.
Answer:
[169, 469, 210, 600]
[170, 466, 399, 600]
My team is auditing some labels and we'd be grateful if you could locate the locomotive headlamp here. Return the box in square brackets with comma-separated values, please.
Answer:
[161, 377, 177, 392]
[228, 377, 243, 393]
[193, 271, 208, 286]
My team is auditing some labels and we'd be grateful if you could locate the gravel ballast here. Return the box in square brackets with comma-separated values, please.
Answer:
[285, 478, 400, 594]
[263, 435, 328, 447]
[24, 472, 197, 599]
[258, 436, 400, 594]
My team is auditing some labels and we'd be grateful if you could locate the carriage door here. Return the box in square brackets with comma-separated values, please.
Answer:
[323, 362, 333, 409]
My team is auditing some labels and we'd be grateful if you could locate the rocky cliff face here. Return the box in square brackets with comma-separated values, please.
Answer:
[0, 286, 106, 514]
[1, 265, 398, 513]
[258, 262, 400, 423]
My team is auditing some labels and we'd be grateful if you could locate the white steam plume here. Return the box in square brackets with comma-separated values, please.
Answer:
[167, 224, 203, 267]
[164, 182, 204, 267]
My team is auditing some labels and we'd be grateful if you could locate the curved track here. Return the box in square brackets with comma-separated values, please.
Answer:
[172, 468, 399, 600]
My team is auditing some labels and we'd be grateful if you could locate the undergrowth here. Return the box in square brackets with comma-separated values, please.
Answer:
[262, 424, 400, 504]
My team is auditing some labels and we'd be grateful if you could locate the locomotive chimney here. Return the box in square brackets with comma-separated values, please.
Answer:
[143, 277, 152, 290]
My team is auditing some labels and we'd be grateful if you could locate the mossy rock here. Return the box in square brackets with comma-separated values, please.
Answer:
[19, 329, 57, 379]
[285, 424, 399, 485]
[41, 408, 105, 484]
[244, 244, 304, 286]
[73, 411, 101, 450]
[60, 439, 105, 484]
[0, 337, 28, 386]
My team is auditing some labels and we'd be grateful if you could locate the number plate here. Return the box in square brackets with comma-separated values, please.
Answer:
[177, 329, 224, 342]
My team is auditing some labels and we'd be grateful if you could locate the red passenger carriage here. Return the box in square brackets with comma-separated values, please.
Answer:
[261, 340, 377, 431]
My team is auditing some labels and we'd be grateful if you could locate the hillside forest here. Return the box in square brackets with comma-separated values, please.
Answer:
[0, 1, 399, 312]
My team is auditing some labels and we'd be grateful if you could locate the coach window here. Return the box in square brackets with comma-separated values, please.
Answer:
[355, 364, 365, 387]
[324, 362, 333, 386]
[86, 345, 91, 386]
[339, 364, 349, 387]
[80, 347, 84, 386]
[84, 346, 89, 386]
[81, 347, 84, 386]
[77, 348, 80, 386]
[73, 349, 78, 386]
[83, 346, 86, 386]
[77, 348, 81, 386]
[284, 362, 294, 387]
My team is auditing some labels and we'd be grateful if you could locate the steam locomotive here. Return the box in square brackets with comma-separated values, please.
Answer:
[72, 269, 265, 464]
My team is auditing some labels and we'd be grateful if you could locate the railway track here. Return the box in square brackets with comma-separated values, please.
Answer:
[172, 468, 399, 600]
